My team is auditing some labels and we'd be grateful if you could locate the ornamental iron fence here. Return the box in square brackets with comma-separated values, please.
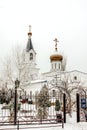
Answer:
[0, 89, 65, 126]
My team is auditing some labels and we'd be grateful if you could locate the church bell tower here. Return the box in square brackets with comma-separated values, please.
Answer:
[25, 25, 36, 66]
[23, 26, 39, 82]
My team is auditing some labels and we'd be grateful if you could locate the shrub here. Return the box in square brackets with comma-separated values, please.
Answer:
[55, 100, 61, 111]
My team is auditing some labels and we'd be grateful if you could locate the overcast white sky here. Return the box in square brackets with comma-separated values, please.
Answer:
[0, 0, 87, 73]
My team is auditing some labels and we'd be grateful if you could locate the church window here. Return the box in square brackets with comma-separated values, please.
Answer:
[55, 63, 56, 69]
[30, 53, 33, 60]
[30, 91, 32, 99]
[53, 90, 56, 97]
[59, 63, 60, 69]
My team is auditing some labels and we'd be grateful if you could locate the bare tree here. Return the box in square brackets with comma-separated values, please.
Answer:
[1, 45, 26, 88]
[12, 46, 25, 83]
[2, 54, 14, 85]
[50, 73, 86, 116]
[61, 76, 87, 116]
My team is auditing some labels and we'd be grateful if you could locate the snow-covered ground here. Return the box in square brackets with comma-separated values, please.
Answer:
[0, 123, 87, 130]
[0, 112, 87, 130]
[0, 103, 87, 130]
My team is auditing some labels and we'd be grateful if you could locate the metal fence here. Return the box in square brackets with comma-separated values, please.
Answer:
[0, 89, 64, 127]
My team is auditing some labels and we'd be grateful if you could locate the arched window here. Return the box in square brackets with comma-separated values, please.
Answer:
[30, 91, 32, 99]
[30, 53, 33, 60]
[55, 63, 56, 69]
[59, 63, 60, 69]
[53, 90, 56, 97]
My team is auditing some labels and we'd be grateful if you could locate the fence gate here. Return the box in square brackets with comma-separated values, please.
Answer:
[76, 89, 87, 122]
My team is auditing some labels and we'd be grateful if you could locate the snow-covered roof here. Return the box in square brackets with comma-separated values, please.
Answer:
[31, 79, 47, 84]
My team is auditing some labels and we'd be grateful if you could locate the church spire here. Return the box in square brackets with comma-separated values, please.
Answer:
[26, 25, 34, 52]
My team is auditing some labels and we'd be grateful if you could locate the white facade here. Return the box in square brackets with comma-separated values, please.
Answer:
[51, 61, 62, 71]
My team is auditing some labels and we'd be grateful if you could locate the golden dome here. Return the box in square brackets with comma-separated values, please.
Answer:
[50, 38, 63, 61]
[50, 54, 63, 61]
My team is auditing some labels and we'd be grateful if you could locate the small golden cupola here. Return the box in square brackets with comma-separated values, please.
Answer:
[50, 38, 63, 71]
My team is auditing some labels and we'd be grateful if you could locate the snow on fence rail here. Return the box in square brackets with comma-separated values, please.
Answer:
[0, 118, 64, 129]
[0, 123, 64, 130]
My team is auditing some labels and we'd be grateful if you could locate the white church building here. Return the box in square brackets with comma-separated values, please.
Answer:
[21, 25, 87, 99]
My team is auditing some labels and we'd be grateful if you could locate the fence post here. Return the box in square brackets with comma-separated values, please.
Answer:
[14, 86, 17, 125]
[63, 93, 66, 123]
[14, 79, 20, 125]
[62, 120, 64, 128]
[76, 93, 80, 122]
[17, 120, 19, 130]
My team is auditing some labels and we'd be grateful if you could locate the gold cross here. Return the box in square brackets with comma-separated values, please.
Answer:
[53, 38, 59, 51]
